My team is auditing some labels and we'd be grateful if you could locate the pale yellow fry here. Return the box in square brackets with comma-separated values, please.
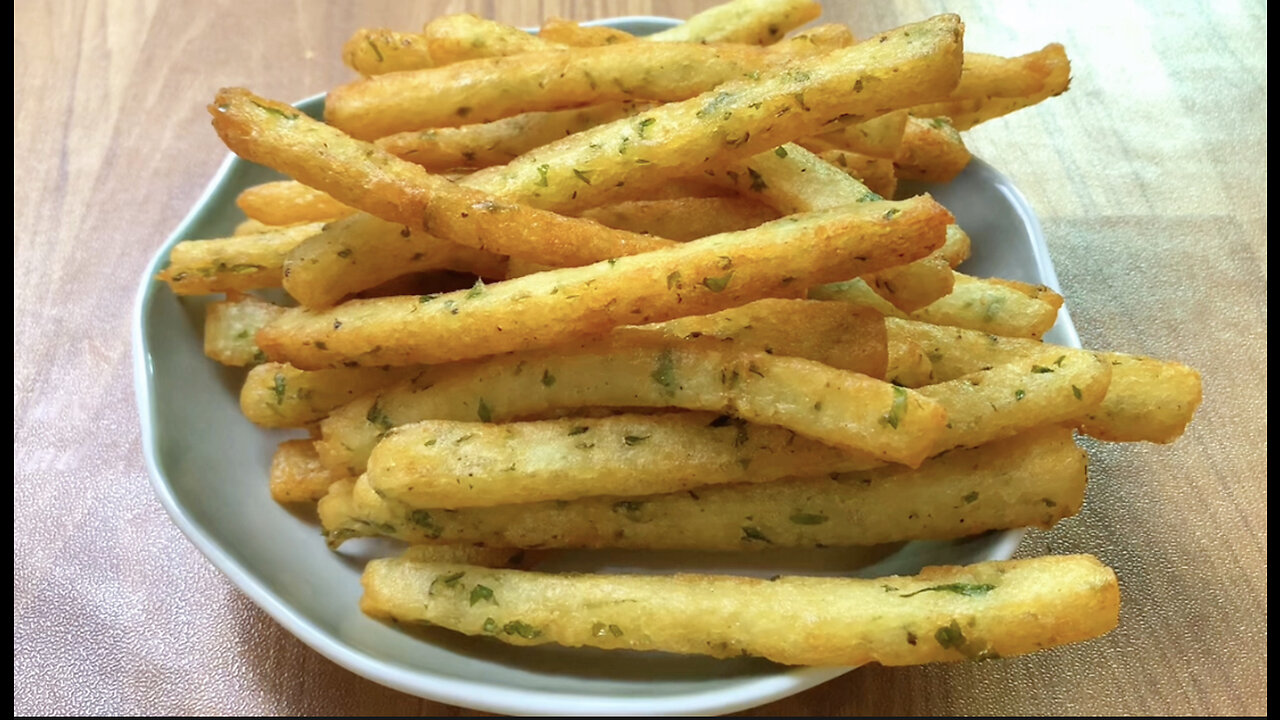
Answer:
[367, 412, 882, 508]
[888, 318, 1203, 442]
[240, 362, 421, 429]
[202, 295, 284, 367]
[648, 0, 822, 45]
[255, 197, 950, 369]
[316, 334, 941, 477]
[423, 13, 565, 64]
[342, 28, 434, 76]
[360, 553, 1119, 666]
[815, 147, 899, 199]
[463, 15, 965, 213]
[157, 222, 325, 295]
[282, 213, 508, 308]
[321, 425, 1086, 550]
[539, 18, 638, 46]
[910, 273, 1063, 339]
[912, 44, 1071, 130]
[236, 180, 354, 225]
[895, 116, 972, 183]
[812, 109, 909, 159]
[269, 440, 334, 503]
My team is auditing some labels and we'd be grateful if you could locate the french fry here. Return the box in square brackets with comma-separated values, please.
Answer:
[912, 44, 1071, 130]
[811, 109, 909, 159]
[210, 89, 671, 269]
[887, 334, 934, 387]
[539, 18, 637, 46]
[321, 425, 1085, 550]
[240, 362, 421, 429]
[888, 318, 1203, 442]
[952, 46, 1070, 101]
[462, 15, 966, 212]
[342, 28, 434, 76]
[270, 440, 335, 503]
[232, 218, 279, 236]
[282, 213, 508, 308]
[578, 196, 780, 241]
[157, 221, 324, 295]
[359, 553, 1119, 665]
[647, 0, 822, 45]
[764, 23, 855, 53]
[236, 180, 354, 225]
[367, 412, 884, 508]
[202, 295, 285, 366]
[376, 102, 643, 172]
[255, 197, 950, 370]
[815, 147, 899, 198]
[423, 13, 564, 64]
[317, 335, 944, 476]
[911, 273, 1063, 339]
[895, 116, 972, 183]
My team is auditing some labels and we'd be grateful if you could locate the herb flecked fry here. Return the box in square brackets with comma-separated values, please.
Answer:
[359, 553, 1118, 666]
[158, 221, 325, 295]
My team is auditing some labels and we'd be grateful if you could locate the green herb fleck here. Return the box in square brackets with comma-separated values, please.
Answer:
[568, 426, 589, 436]
[612, 500, 646, 522]
[935, 620, 966, 649]
[365, 37, 384, 62]
[482, 617, 498, 633]
[503, 620, 541, 639]
[883, 208, 900, 220]
[477, 398, 493, 422]
[747, 167, 768, 192]
[1032, 365, 1054, 373]
[742, 526, 772, 543]
[905, 583, 995, 599]
[441, 571, 465, 587]
[1054, 355, 1067, 367]
[623, 434, 650, 446]
[1014, 389, 1026, 401]
[637, 117, 656, 138]
[572, 168, 592, 185]
[409, 509, 443, 538]
[666, 271, 682, 290]
[882, 386, 909, 429]
[703, 272, 734, 292]
[272, 373, 287, 405]
[541, 369, 556, 387]
[774, 146, 788, 158]
[469, 584, 496, 606]
[651, 349, 676, 395]
[1072, 385, 1083, 400]
[366, 401, 394, 432]
[536, 164, 550, 187]
[466, 278, 485, 299]
[789, 512, 829, 525]
[962, 491, 980, 504]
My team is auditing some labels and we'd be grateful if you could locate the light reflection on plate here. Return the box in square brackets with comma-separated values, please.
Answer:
[132, 15, 1078, 716]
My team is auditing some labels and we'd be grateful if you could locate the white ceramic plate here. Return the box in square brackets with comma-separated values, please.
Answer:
[132, 16, 1080, 716]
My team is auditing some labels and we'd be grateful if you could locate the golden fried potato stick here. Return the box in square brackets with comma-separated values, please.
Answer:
[423, 13, 565, 65]
[763, 23, 855, 53]
[887, 318, 1203, 442]
[361, 552, 1118, 665]
[376, 102, 643, 172]
[815, 147, 899, 198]
[811, 109, 909, 159]
[315, 326, 930, 478]
[157, 221, 324, 295]
[368, 412, 884, 508]
[253, 196, 950, 370]
[240, 362, 421, 429]
[236, 180, 354, 225]
[578, 196, 779, 241]
[269, 440, 335, 503]
[463, 15, 965, 212]
[210, 88, 670, 269]
[895, 116, 972, 183]
[320, 426, 1086, 550]
[342, 28, 435, 76]
[911, 273, 1063, 339]
[912, 44, 1071, 130]
[281, 213, 508, 308]
[647, 0, 821, 45]
[326, 43, 788, 138]
[952, 45, 1069, 101]
[539, 17, 637, 46]
[202, 295, 284, 367]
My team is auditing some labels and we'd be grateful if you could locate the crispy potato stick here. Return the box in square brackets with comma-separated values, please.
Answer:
[157, 222, 324, 295]
[423, 13, 565, 64]
[623, 299, 888, 376]
[463, 15, 965, 212]
[282, 213, 508, 308]
[236, 180, 354, 225]
[320, 425, 1085, 550]
[241, 362, 421, 428]
[255, 197, 950, 370]
[376, 102, 642, 172]
[579, 196, 780, 241]
[368, 412, 885, 508]
[936, 223, 973, 267]
[210, 89, 670, 269]
[887, 318, 1203, 442]
[326, 43, 784, 138]
[911, 273, 1063, 339]
[764, 23, 855, 53]
[913, 45, 1071, 130]
[342, 28, 434, 76]
[317, 333, 941, 477]
[816, 148, 899, 198]
[203, 295, 285, 366]
[648, 0, 821, 45]
[361, 553, 1118, 665]
[887, 334, 934, 387]
[812, 109, 909, 159]
[232, 218, 279, 236]
[918, 349, 1111, 452]
[895, 117, 972, 183]
[711, 143, 951, 311]
[539, 18, 637, 46]
[952, 46, 1069, 101]
[270, 440, 335, 503]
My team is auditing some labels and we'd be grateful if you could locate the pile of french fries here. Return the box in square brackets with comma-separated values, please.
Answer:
[160, 0, 1201, 670]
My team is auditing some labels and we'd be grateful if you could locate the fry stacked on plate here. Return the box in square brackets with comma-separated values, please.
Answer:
[159, 0, 1200, 669]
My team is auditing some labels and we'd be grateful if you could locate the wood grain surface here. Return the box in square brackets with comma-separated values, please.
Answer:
[13, 0, 1267, 715]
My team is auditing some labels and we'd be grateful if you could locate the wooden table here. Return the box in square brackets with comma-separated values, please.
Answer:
[14, 0, 1266, 715]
